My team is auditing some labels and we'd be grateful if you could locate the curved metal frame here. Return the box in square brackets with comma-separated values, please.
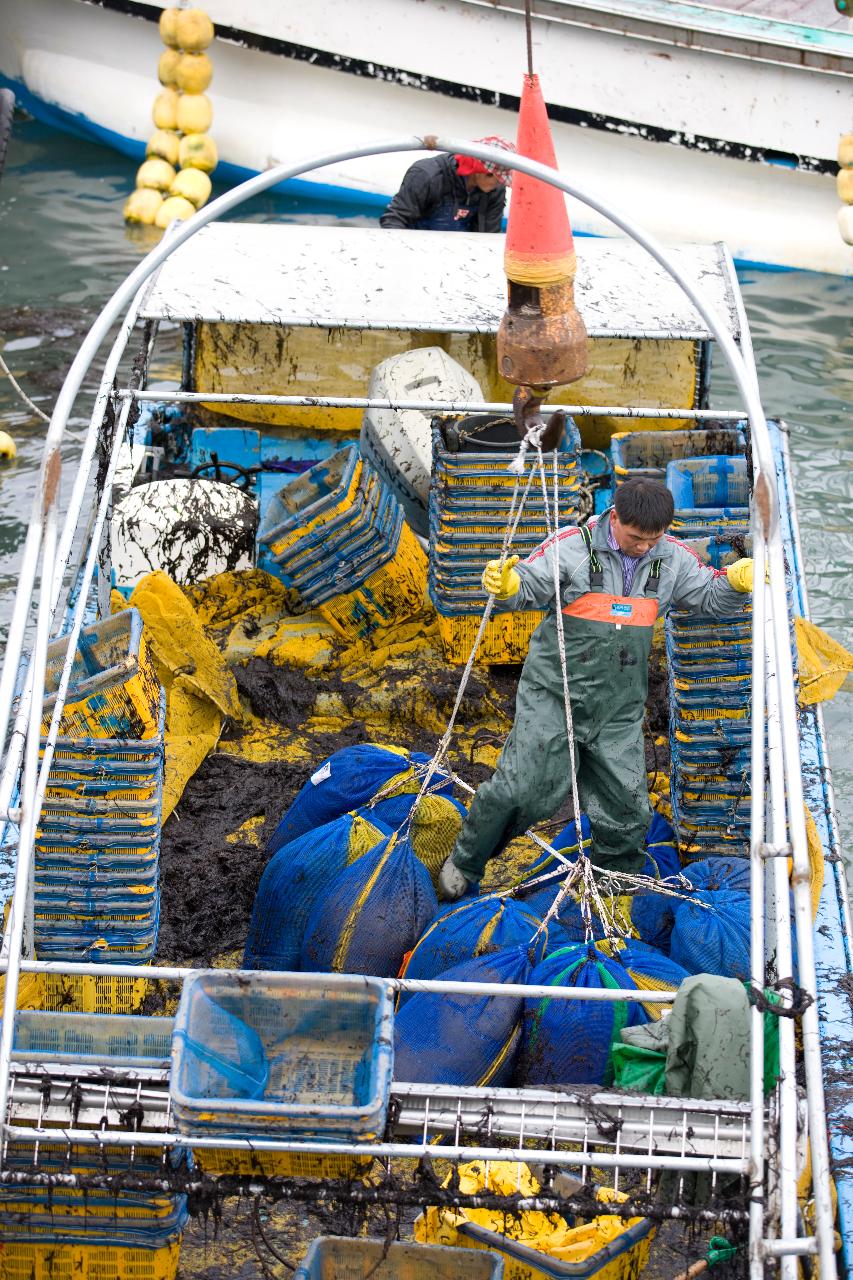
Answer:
[0, 135, 836, 1275]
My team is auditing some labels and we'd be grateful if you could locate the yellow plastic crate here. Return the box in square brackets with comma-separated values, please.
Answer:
[42, 615, 161, 743]
[318, 524, 427, 640]
[41, 972, 150, 1015]
[193, 1147, 371, 1178]
[0, 1238, 180, 1280]
[416, 1205, 655, 1280]
[436, 610, 545, 665]
[265, 456, 364, 559]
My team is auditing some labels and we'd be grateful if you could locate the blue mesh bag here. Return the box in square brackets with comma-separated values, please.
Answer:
[243, 812, 390, 971]
[628, 855, 751, 955]
[300, 835, 438, 977]
[668, 887, 773, 982]
[605, 938, 691, 1000]
[643, 812, 681, 880]
[394, 944, 534, 1086]
[519, 944, 650, 1087]
[266, 744, 453, 853]
[172, 987, 269, 1100]
[400, 895, 546, 988]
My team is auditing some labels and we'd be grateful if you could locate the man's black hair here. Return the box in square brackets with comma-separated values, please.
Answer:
[613, 478, 675, 533]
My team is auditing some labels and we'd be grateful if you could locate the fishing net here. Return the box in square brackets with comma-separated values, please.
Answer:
[300, 835, 438, 977]
[519, 944, 652, 1087]
[394, 944, 534, 1086]
[795, 615, 853, 705]
[399, 894, 546, 987]
[242, 812, 389, 971]
[265, 743, 453, 854]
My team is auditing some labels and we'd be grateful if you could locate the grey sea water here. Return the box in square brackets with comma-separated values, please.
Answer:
[1, 118, 852, 856]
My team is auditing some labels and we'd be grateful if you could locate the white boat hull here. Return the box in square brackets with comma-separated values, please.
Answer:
[1, 0, 851, 274]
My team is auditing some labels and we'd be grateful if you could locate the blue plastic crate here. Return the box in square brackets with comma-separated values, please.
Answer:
[171, 971, 393, 1139]
[666, 454, 749, 510]
[295, 1237, 504, 1280]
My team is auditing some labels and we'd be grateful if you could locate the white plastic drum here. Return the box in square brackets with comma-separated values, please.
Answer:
[111, 478, 259, 590]
[360, 347, 483, 537]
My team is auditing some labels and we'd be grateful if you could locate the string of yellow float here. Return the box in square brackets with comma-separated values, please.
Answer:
[124, 7, 218, 229]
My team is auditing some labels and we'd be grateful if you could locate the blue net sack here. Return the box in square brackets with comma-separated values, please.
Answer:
[173, 987, 269, 1100]
[519, 944, 649, 1087]
[670, 889, 751, 980]
[643, 812, 681, 880]
[300, 835, 438, 977]
[629, 855, 751, 956]
[400, 895, 546, 986]
[266, 744, 453, 853]
[359, 793, 468, 891]
[243, 812, 390, 971]
[394, 944, 533, 1086]
[602, 938, 690, 1011]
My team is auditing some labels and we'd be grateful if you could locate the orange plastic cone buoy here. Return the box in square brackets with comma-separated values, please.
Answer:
[497, 72, 588, 390]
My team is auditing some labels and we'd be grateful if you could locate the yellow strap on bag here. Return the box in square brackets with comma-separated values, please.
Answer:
[795, 616, 853, 705]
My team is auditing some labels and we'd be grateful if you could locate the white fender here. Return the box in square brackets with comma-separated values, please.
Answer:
[111, 477, 258, 589]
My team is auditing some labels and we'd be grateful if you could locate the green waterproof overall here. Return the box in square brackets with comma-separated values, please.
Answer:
[451, 527, 661, 881]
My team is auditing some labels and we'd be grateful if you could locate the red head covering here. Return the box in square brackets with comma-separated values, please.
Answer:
[455, 136, 517, 187]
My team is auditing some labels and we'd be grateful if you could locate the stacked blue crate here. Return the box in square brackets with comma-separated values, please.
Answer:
[666, 455, 750, 538]
[665, 535, 753, 860]
[257, 446, 427, 638]
[0, 1012, 186, 1272]
[428, 414, 583, 664]
[36, 611, 164, 964]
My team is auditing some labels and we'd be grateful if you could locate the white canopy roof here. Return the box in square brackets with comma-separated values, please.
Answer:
[141, 224, 740, 342]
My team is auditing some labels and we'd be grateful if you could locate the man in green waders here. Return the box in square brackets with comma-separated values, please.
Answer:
[438, 477, 755, 900]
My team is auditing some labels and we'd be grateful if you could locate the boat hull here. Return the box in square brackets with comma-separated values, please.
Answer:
[2, 0, 852, 273]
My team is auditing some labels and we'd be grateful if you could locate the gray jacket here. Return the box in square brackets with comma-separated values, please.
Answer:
[500, 510, 745, 618]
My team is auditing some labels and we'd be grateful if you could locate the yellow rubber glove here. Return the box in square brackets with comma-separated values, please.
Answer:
[726, 558, 754, 593]
[482, 554, 521, 599]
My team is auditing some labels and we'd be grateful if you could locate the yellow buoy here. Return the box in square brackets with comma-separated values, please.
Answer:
[159, 7, 182, 49]
[837, 169, 853, 204]
[170, 167, 212, 208]
[0, 431, 17, 461]
[157, 48, 181, 88]
[178, 132, 218, 173]
[175, 8, 215, 52]
[176, 92, 213, 134]
[136, 158, 177, 192]
[146, 129, 181, 166]
[838, 134, 853, 169]
[175, 52, 213, 93]
[123, 187, 165, 225]
[155, 195, 197, 229]
[152, 88, 180, 131]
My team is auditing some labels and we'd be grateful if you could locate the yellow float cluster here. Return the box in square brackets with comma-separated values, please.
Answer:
[123, 7, 218, 229]
[837, 133, 853, 246]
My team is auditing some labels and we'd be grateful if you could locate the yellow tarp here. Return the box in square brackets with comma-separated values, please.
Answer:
[795, 616, 853, 705]
[113, 571, 241, 821]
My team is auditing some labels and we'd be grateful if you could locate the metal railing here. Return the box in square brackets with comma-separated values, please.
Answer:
[0, 137, 838, 1274]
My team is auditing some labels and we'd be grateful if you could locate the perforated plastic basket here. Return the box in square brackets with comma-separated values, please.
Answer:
[10, 1010, 172, 1068]
[171, 971, 393, 1139]
[295, 1237, 505, 1280]
[193, 1148, 371, 1179]
[259, 447, 362, 557]
[433, 600, 544, 665]
[318, 523, 427, 639]
[42, 611, 162, 741]
[611, 426, 745, 482]
[0, 1236, 182, 1280]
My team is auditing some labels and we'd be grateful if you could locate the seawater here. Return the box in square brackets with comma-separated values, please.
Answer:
[1, 118, 852, 855]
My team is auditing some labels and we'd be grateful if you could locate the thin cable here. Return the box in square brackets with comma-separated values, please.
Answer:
[0, 349, 50, 424]
[524, 0, 535, 77]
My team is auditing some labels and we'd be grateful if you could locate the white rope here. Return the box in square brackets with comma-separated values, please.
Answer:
[412, 455, 539, 804]
[0, 349, 50, 424]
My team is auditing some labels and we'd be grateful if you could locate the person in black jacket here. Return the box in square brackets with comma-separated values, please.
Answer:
[380, 136, 515, 232]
